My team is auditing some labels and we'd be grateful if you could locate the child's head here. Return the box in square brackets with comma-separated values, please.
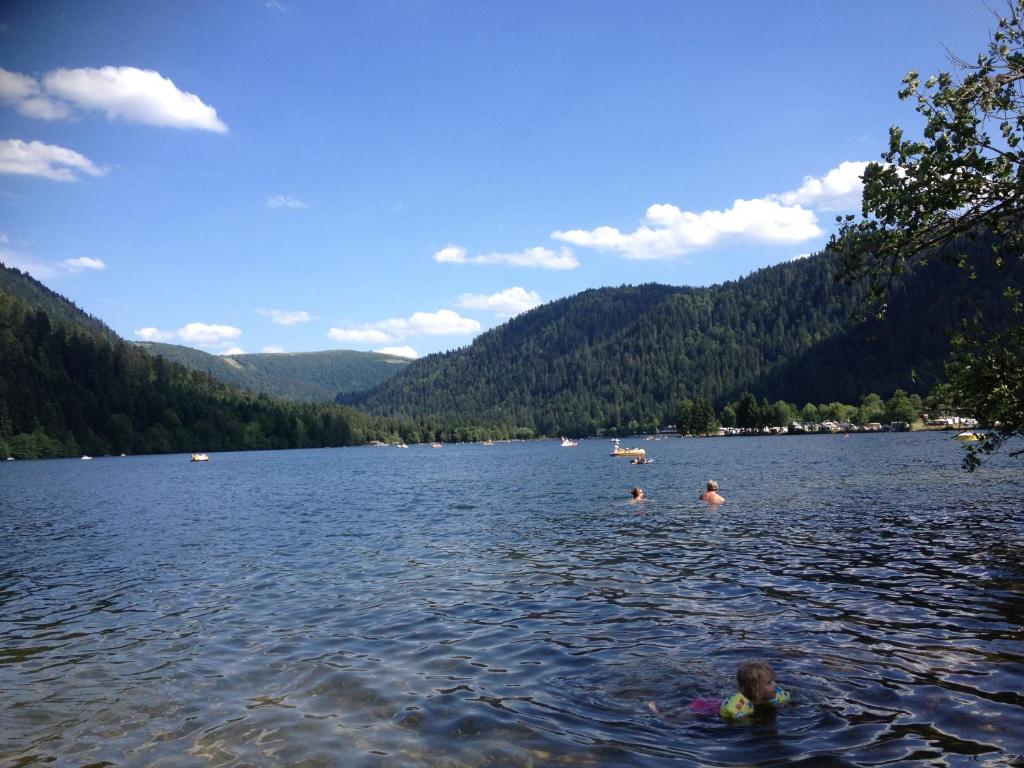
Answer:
[736, 661, 777, 703]
[706, 480, 719, 492]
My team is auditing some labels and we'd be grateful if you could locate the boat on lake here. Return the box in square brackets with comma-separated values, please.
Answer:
[611, 445, 646, 457]
[191, 453, 209, 462]
[81, 455, 92, 460]
[954, 431, 982, 442]
[560, 436, 578, 447]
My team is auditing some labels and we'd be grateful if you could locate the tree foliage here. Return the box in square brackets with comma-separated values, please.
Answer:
[831, 1, 1024, 467]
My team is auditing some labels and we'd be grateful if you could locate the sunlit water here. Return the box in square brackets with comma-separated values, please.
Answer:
[1, 433, 1022, 767]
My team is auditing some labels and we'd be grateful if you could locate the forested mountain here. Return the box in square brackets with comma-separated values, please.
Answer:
[349, 244, 1021, 435]
[134, 342, 409, 401]
[0, 262, 118, 341]
[0, 267, 394, 459]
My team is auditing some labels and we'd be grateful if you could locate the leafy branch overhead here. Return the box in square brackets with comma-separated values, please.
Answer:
[831, 0, 1024, 468]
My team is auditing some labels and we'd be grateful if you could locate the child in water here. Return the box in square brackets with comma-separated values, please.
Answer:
[649, 660, 790, 720]
[718, 660, 790, 718]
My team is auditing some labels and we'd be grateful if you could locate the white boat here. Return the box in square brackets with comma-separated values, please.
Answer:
[560, 436, 578, 447]
[191, 452, 210, 462]
[80, 455, 92, 460]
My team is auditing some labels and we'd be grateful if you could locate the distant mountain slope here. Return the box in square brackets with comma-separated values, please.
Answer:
[0, 261, 118, 341]
[349, 245, 1021, 435]
[135, 343, 410, 401]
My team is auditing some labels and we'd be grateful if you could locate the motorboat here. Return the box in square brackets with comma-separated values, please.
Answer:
[191, 452, 210, 462]
[560, 436, 578, 447]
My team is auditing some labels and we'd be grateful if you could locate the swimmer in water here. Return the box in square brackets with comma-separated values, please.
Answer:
[631, 486, 645, 501]
[700, 480, 725, 505]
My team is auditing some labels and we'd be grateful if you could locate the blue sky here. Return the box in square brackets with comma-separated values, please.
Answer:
[0, 0, 1002, 358]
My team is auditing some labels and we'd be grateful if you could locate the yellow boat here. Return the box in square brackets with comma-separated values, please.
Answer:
[954, 431, 982, 442]
[610, 445, 646, 457]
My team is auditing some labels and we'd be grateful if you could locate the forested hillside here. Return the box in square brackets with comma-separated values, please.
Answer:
[350, 244, 1020, 435]
[0, 262, 118, 341]
[0, 281, 391, 459]
[135, 342, 409, 401]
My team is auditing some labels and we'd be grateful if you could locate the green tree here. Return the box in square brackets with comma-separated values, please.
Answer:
[831, 1, 1024, 468]
[719, 404, 737, 428]
[885, 389, 918, 425]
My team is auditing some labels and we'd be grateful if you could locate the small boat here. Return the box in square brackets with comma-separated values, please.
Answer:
[954, 431, 982, 442]
[631, 456, 653, 464]
[482, 440, 495, 446]
[560, 436, 578, 447]
[611, 445, 646, 457]
[5, 457, 14, 461]
[191, 452, 210, 462]
[431, 442, 443, 448]
[397, 443, 409, 449]
[81, 455, 92, 460]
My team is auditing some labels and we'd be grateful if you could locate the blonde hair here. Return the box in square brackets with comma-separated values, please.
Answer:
[737, 660, 775, 701]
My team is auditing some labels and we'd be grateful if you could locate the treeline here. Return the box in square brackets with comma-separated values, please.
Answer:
[350, 240, 1018, 436]
[0, 288, 399, 460]
[676, 389, 944, 435]
[134, 342, 409, 402]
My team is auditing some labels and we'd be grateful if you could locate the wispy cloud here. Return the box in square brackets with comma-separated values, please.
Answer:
[262, 345, 286, 353]
[458, 286, 542, 318]
[375, 346, 418, 359]
[134, 322, 242, 349]
[220, 347, 245, 356]
[0, 139, 106, 182]
[0, 66, 227, 132]
[1, 245, 107, 278]
[266, 194, 309, 210]
[256, 308, 311, 325]
[0, 67, 70, 120]
[58, 256, 106, 272]
[551, 161, 868, 261]
[434, 244, 578, 270]
[329, 309, 481, 345]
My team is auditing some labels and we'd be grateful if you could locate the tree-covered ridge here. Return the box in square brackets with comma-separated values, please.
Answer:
[0, 287, 389, 460]
[135, 342, 410, 401]
[0, 261, 118, 342]
[351, 245, 1021, 436]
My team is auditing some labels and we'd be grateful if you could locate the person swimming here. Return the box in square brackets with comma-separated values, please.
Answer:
[719, 660, 790, 718]
[700, 479, 725, 505]
[631, 486, 645, 501]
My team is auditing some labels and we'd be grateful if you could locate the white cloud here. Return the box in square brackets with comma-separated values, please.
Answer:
[42, 66, 227, 132]
[1, 246, 106, 278]
[328, 328, 393, 344]
[134, 327, 177, 342]
[376, 346, 418, 359]
[772, 161, 869, 212]
[266, 194, 308, 210]
[134, 322, 242, 348]
[791, 252, 812, 261]
[177, 322, 242, 346]
[552, 198, 822, 261]
[434, 244, 578, 270]
[0, 139, 106, 182]
[58, 256, 106, 272]
[220, 347, 245, 356]
[0, 67, 70, 120]
[329, 308, 481, 345]
[256, 308, 311, 325]
[262, 345, 286, 353]
[458, 286, 542, 318]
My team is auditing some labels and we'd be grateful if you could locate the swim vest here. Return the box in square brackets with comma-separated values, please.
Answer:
[719, 685, 790, 719]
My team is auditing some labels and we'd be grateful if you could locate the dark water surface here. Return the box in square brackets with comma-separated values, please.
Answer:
[2, 434, 1022, 767]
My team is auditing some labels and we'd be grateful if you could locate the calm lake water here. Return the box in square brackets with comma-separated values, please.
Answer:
[1, 434, 1022, 767]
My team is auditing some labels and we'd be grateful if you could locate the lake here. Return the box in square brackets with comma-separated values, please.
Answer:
[1, 433, 1022, 767]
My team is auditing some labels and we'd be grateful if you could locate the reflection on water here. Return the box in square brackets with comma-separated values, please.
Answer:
[1, 433, 1022, 766]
